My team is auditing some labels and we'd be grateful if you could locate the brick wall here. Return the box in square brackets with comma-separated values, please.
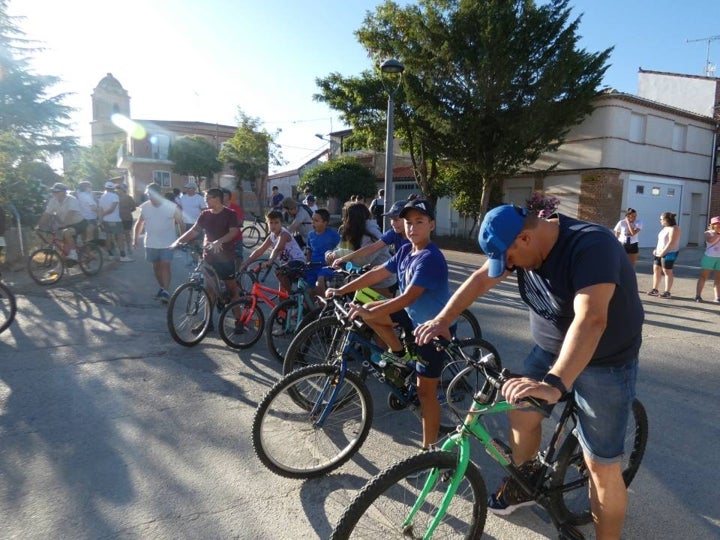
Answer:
[578, 170, 623, 227]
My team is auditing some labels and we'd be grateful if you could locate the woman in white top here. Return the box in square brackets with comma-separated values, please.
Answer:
[613, 208, 642, 267]
[648, 212, 681, 298]
[694, 216, 720, 303]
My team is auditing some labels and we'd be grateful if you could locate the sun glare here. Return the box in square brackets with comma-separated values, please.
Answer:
[111, 113, 146, 140]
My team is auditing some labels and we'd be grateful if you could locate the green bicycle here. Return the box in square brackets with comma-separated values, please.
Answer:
[331, 337, 648, 540]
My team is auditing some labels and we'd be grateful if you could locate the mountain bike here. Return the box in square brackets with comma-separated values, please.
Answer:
[27, 229, 104, 286]
[217, 262, 320, 351]
[241, 212, 269, 249]
[331, 337, 648, 540]
[236, 258, 280, 301]
[280, 293, 481, 376]
[251, 297, 494, 479]
[166, 244, 232, 347]
[0, 273, 17, 335]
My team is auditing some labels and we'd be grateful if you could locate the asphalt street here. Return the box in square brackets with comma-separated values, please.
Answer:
[0, 242, 718, 539]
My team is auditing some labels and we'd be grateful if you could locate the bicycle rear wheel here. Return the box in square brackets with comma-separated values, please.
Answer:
[252, 364, 373, 479]
[266, 297, 305, 363]
[78, 244, 103, 275]
[167, 282, 211, 347]
[218, 296, 264, 349]
[0, 282, 17, 335]
[549, 398, 649, 526]
[331, 450, 487, 539]
[27, 248, 63, 285]
[241, 225, 262, 249]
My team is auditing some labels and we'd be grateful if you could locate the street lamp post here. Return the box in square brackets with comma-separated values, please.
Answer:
[379, 58, 405, 232]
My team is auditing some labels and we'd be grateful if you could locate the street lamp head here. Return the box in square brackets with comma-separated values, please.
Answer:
[315, 133, 328, 141]
[380, 58, 405, 74]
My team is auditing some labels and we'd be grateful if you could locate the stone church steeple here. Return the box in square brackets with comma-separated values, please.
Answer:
[91, 73, 130, 145]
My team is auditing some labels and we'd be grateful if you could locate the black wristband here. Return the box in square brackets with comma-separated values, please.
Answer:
[542, 373, 568, 396]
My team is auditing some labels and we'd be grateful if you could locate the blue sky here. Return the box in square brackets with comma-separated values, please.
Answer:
[9, 0, 720, 172]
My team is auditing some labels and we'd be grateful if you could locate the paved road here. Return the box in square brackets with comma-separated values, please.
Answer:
[0, 245, 718, 539]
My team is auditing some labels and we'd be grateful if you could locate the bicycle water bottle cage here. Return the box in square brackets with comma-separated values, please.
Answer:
[353, 287, 386, 305]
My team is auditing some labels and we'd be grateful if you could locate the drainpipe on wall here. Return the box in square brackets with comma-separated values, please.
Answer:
[709, 127, 718, 220]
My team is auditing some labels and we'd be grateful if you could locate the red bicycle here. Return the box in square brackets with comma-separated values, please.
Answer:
[27, 229, 104, 285]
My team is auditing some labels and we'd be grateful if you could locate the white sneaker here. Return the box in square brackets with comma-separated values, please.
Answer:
[66, 250, 78, 261]
[119, 256, 134, 262]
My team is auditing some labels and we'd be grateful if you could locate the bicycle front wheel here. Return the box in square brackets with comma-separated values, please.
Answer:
[0, 282, 17, 335]
[331, 450, 487, 539]
[167, 282, 211, 347]
[218, 296, 264, 349]
[266, 297, 305, 363]
[549, 398, 649, 526]
[78, 244, 103, 275]
[454, 308, 482, 340]
[27, 248, 63, 285]
[282, 315, 362, 375]
[252, 364, 373, 479]
[241, 225, 262, 249]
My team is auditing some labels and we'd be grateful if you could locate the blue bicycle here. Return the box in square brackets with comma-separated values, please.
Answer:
[251, 296, 494, 479]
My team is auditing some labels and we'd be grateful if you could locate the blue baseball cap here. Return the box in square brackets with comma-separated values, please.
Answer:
[399, 199, 435, 220]
[383, 200, 407, 217]
[478, 205, 528, 278]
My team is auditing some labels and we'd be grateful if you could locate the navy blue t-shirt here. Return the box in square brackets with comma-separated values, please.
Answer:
[517, 215, 643, 366]
[385, 242, 449, 327]
[380, 229, 409, 254]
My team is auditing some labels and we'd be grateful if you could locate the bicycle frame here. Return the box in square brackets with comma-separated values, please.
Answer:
[310, 303, 423, 428]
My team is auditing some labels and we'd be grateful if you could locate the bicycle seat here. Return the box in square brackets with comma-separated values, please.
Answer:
[277, 260, 306, 282]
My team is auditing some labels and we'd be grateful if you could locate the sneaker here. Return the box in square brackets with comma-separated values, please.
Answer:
[158, 290, 170, 304]
[233, 321, 245, 335]
[66, 250, 78, 261]
[154, 289, 164, 300]
[647, 289, 659, 296]
[488, 460, 540, 516]
[695, 295, 703, 303]
[659, 291, 671, 298]
[119, 256, 134, 262]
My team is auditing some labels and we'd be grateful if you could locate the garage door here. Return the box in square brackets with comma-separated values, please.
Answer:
[627, 179, 682, 248]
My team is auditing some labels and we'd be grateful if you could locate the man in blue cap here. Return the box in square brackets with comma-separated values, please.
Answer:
[415, 204, 643, 540]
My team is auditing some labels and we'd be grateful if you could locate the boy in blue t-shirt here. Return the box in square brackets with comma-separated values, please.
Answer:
[325, 199, 449, 450]
[307, 208, 340, 295]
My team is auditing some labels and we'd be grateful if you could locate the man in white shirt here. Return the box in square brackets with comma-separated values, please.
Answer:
[37, 183, 85, 261]
[179, 182, 206, 229]
[133, 183, 184, 303]
[100, 181, 132, 262]
[76, 181, 99, 242]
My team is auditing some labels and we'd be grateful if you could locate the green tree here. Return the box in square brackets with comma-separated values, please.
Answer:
[299, 157, 377, 204]
[219, 109, 284, 204]
[168, 135, 222, 185]
[65, 140, 123, 189]
[0, 0, 76, 218]
[317, 0, 610, 226]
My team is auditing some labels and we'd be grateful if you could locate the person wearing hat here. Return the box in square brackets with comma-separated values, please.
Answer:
[694, 215, 720, 303]
[325, 199, 450, 453]
[329, 198, 410, 270]
[99, 181, 132, 262]
[415, 205, 643, 537]
[281, 198, 314, 249]
[304, 194, 318, 214]
[133, 183, 185, 303]
[37, 183, 85, 261]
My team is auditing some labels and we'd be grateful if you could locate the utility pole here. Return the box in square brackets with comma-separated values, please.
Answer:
[687, 35, 720, 77]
